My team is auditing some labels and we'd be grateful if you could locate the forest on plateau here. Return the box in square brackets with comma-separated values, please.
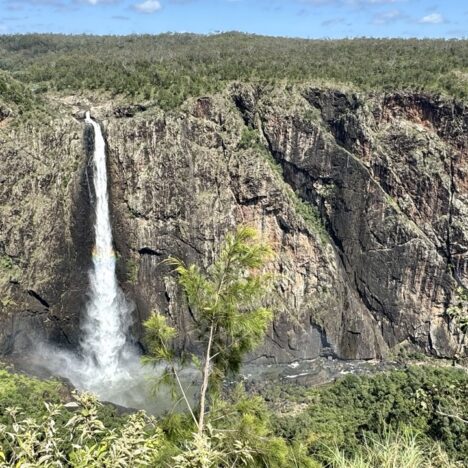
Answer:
[0, 34, 467, 111]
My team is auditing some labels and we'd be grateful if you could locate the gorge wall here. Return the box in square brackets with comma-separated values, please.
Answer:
[0, 85, 467, 362]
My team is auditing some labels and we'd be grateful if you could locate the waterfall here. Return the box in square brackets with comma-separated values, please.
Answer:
[29, 111, 189, 413]
[45, 111, 145, 404]
[80, 112, 133, 380]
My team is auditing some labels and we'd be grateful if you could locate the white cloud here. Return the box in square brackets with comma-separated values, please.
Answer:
[300, 0, 405, 7]
[344, 0, 403, 4]
[418, 13, 444, 24]
[82, 0, 119, 4]
[134, 0, 161, 13]
[373, 9, 402, 24]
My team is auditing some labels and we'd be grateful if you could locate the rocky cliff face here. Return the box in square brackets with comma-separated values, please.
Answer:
[0, 85, 466, 362]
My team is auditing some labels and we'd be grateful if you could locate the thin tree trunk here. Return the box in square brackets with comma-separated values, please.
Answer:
[197, 245, 231, 434]
[198, 323, 214, 435]
[173, 366, 199, 428]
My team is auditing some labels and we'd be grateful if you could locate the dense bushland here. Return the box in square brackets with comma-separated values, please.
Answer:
[269, 365, 468, 464]
[0, 34, 467, 111]
[0, 366, 466, 466]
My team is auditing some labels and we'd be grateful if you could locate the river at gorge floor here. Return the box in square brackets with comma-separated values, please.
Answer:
[1, 352, 463, 415]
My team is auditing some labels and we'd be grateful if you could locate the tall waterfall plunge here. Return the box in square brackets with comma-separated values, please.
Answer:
[25, 111, 199, 413]
[81, 112, 133, 378]
[33, 113, 156, 410]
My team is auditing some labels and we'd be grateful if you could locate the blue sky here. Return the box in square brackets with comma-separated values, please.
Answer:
[0, 0, 466, 37]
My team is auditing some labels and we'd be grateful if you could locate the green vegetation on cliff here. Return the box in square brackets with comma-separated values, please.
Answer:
[0, 34, 467, 110]
[0, 71, 40, 116]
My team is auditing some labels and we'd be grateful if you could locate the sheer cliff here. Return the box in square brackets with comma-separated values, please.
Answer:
[0, 84, 466, 362]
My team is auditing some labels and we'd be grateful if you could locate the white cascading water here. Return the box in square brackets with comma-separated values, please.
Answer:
[32, 111, 193, 413]
[33, 112, 154, 410]
[80, 111, 132, 379]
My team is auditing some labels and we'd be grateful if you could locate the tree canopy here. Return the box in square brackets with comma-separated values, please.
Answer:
[0, 33, 467, 110]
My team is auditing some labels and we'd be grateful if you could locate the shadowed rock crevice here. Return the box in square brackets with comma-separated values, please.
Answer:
[27, 290, 49, 309]
[138, 247, 162, 256]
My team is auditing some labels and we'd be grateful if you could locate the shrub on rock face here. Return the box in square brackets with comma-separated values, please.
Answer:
[447, 286, 468, 336]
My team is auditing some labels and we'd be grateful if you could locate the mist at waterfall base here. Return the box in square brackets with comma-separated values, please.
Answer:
[28, 113, 195, 414]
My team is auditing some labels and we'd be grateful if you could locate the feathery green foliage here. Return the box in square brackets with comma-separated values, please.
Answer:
[145, 225, 274, 376]
[144, 225, 274, 435]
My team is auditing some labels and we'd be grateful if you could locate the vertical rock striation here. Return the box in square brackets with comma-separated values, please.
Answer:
[0, 85, 466, 362]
